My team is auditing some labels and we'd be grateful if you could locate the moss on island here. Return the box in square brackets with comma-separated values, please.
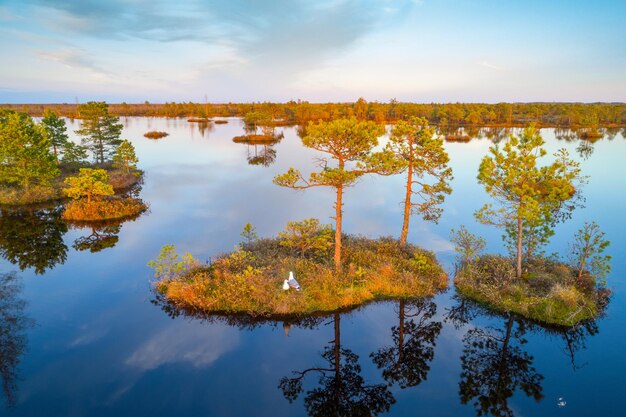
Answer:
[150, 236, 447, 316]
[454, 255, 610, 327]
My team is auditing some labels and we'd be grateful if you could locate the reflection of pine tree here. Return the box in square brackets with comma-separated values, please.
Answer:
[72, 225, 121, 253]
[247, 144, 277, 167]
[576, 140, 594, 160]
[279, 313, 395, 416]
[0, 272, 33, 407]
[459, 315, 543, 417]
[370, 299, 442, 389]
[447, 295, 601, 415]
[0, 206, 68, 274]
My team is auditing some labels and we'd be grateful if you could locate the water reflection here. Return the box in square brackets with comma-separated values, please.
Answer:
[232, 131, 284, 167]
[370, 299, 441, 389]
[0, 272, 34, 407]
[0, 206, 68, 274]
[459, 314, 543, 417]
[279, 313, 395, 417]
[68, 215, 142, 253]
[446, 296, 601, 417]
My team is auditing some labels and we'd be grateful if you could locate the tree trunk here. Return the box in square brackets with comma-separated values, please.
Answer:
[400, 163, 413, 247]
[334, 185, 343, 271]
[516, 216, 523, 278]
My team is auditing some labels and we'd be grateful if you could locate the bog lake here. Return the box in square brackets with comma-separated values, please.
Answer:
[1, 118, 625, 416]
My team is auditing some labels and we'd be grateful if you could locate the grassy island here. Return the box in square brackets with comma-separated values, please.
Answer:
[454, 255, 610, 326]
[144, 131, 169, 139]
[232, 134, 282, 144]
[150, 236, 447, 316]
[62, 196, 147, 221]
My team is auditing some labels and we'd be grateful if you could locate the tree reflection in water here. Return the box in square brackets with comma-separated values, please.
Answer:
[67, 213, 142, 253]
[370, 298, 442, 389]
[0, 272, 33, 407]
[0, 205, 68, 274]
[279, 313, 395, 417]
[459, 315, 543, 417]
[446, 295, 601, 417]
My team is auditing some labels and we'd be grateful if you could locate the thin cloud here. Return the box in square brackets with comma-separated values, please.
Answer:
[478, 60, 504, 70]
[37, 47, 109, 76]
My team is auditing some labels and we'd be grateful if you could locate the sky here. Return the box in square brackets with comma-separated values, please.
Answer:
[0, 0, 624, 103]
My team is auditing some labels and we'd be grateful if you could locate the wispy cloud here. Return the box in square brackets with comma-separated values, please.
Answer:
[478, 60, 504, 70]
[37, 47, 107, 75]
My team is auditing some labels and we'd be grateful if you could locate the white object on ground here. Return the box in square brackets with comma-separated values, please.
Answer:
[282, 279, 290, 290]
[288, 271, 301, 291]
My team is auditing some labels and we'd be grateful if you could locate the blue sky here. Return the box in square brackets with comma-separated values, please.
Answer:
[0, 0, 624, 103]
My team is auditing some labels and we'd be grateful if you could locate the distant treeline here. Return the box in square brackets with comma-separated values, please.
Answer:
[3, 99, 625, 127]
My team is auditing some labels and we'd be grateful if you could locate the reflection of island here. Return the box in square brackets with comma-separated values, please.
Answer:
[152, 291, 397, 416]
[279, 313, 395, 417]
[446, 296, 601, 417]
[0, 272, 34, 407]
[0, 205, 68, 274]
[370, 299, 441, 389]
[233, 132, 283, 167]
[67, 214, 142, 253]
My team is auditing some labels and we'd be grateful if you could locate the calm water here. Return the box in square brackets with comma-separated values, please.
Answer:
[1, 119, 625, 417]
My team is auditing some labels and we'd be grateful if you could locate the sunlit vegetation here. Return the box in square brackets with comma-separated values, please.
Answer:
[150, 220, 447, 316]
[274, 118, 402, 270]
[452, 224, 611, 326]
[444, 133, 471, 142]
[213, 120, 228, 124]
[5, 101, 625, 128]
[476, 125, 581, 278]
[62, 197, 147, 222]
[0, 105, 143, 205]
[143, 131, 169, 139]
[386, 117, 452, 246]
[232, 133, 283, 144]
[62, 168, 146, 221]
[187, 117, 210, 123]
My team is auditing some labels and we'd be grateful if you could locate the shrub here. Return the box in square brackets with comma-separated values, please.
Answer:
[278, 218, 333, 258]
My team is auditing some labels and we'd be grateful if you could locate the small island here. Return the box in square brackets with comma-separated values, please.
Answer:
[150, 220, 447, 316]
[450, 126, 611, 326]
[144, 130, 169, 139]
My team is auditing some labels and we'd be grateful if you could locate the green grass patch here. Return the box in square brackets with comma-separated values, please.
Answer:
[151, 236, 448, 316]
[454, 255, 610, 326]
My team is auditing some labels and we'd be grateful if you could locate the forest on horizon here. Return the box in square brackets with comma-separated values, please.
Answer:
[3, 100, 625, 128]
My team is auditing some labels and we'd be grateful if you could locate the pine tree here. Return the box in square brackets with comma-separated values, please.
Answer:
[75, 102, 123, 164]
[41, 109, 68, 160]
[64, 168, 114, 203]
[0, 110, 59, 190]
[476, 125, 580, 278]
[112, 140, 138, 173]
[387, 117, 452, 246]
[274, 118, 401, 270]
